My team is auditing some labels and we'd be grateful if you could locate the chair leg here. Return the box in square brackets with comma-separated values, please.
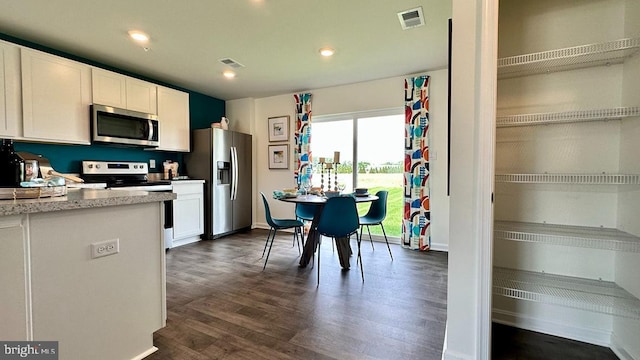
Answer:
[261, 227, 273, 258]
[331, 229, 335, 253]
[380, 223, 393, 260]
[356, 232, 364, 282]
[317, 236, 321, 285]
[263, 229, 277, 270]
[356, 227, 362, 266]
[366, 225, 375, 250]
[296, 227, 302, 255]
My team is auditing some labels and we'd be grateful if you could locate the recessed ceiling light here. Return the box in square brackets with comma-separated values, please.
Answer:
[128, 30, 149, 43]
[319, 47, 335, 57]
[223, 70, 236, 79]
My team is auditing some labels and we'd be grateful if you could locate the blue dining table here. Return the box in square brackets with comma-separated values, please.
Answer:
[278, 193, 378, 269]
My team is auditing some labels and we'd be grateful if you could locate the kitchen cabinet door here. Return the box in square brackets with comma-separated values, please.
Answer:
[157, 86, 190, 152]
[21, 48, 91, 144]
[91, 68, 127, 108]
[126, 78, 157, 114]
[0, 41, 21, 138]
[92, 68, 157, 114]
[0, 216, 29, 340]
[171, 181, 204, 247]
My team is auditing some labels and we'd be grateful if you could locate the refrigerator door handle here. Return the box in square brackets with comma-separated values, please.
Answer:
[231, 146, 238, 200]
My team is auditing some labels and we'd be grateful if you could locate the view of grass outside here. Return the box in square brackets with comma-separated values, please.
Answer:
[356, 173, 403, 238]
[315, 170, 403, 238]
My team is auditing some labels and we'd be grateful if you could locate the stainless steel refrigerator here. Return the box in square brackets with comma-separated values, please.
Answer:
[184, 128, 252, 239]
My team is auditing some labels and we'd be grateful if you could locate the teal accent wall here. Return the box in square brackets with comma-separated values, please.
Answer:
[14, 142, 179, 174]
[0, 32, 225, 175]
[190, 92, 225, 129]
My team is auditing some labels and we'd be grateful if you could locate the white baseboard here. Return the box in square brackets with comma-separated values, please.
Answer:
[610, 332, 636, 360]
[131, 346, 158, 360]
[170, 236, 201, 248]
[492, 309, 611, 347]
[430, 242, 449, 252]
[442, 349, 474, 360]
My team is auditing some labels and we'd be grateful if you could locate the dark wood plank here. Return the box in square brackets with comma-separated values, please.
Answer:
[147, 229, 448, 360]
[492, 322, 619, 360]
[147, 229, 614, 360]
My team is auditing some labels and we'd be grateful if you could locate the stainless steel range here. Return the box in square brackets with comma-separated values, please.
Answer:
[81, 161, 172, 191]
[81, 160, 174, 249]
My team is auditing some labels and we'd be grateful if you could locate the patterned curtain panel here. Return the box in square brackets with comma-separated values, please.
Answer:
[294, 93, 312, 187]
[403, 76, 431, 251]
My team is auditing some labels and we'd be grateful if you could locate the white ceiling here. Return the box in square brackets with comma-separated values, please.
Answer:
[0, 0, 451, 101]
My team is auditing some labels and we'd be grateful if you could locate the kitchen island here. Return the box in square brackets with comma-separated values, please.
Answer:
[0, 188, 175, 360]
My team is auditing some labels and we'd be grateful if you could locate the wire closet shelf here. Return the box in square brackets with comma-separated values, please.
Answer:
[493, 267, 640, 320]
[494, 221, 640, 253]
[497, 37, 640, 79]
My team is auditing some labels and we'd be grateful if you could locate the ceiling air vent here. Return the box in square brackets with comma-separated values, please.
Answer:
[218, 58, 245, 68]
[397, 7, 425, 30]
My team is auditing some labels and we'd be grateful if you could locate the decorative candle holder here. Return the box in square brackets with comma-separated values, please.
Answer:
[326, 166, 332, 192]
[333, 162, 339, 191]
[319, 158, 326, 193]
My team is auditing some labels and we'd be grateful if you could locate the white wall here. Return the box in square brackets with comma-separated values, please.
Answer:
[227, 70, 451, 250]
[444, 0, 497, 359]
[613, 0, 640, 358]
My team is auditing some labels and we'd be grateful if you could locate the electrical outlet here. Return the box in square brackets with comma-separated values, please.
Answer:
[149, 159, 156, 168]
[91, 239, 119, 259]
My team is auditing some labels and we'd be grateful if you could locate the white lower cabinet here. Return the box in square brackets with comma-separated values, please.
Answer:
[0, 216, 29, 340]
[0, 203, 165, 360]
[171, 180, 204, 247]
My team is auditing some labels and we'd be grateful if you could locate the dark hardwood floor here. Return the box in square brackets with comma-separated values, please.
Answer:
[147, 229, 448, 360]
[147, 229, 619, 360]
[492, 323, 619, 360]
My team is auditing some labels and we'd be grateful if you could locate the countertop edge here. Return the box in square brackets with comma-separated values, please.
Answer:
[0, 189, 176, 217]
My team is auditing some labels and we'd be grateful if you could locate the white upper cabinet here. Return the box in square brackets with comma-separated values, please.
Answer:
[92, 68, 157, 114]
[21, 48, 91, 144]
[125, 77, 157, 114]
[0, 40, 21, 138]
[91, 68, 126, 109]
[157, 86, 190, 152]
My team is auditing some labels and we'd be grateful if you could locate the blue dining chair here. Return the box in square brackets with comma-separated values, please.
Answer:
[359, 190, 393, 260]
[316, 196, 363, 284]
[295, 202, 316, 247]
[260, 192, 304, 270]
[295, 203, 316, 222]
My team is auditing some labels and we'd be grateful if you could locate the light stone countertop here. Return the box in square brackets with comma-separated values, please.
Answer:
[0, 188, 176, 217]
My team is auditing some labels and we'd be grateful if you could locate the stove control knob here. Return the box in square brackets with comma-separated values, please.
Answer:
[88, 164, 93, 169]
[96, 164, 101, 169]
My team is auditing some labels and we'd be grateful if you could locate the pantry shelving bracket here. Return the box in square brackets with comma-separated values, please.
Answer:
[497, 37, 640, 79]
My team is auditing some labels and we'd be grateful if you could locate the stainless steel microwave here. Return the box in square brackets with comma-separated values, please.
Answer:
[91, 104, 159, 147]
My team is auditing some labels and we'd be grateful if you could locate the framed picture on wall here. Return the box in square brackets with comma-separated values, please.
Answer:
[268, 115, 289, 142]
[268, 144, 289, 169]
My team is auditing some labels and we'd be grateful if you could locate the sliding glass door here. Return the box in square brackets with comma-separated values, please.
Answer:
[313, 109, 403, 239]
